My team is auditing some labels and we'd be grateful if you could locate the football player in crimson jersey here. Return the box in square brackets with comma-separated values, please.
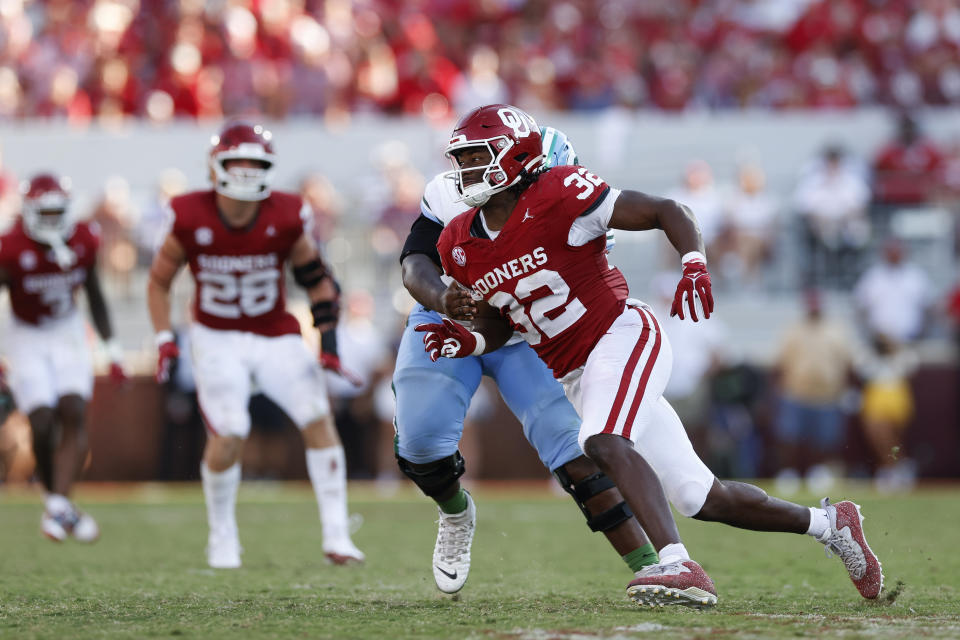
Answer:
[419, 104, 884, 606]
[146, 122, 363, 569]
[0, 173, 128, 544]
[397, 126, 665, 596]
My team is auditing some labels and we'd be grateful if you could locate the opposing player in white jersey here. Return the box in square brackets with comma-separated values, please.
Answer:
[0, 173, 128, 543]
[396, 127, 673, 596]
[147, 121, 363, 568]
[421, 104, 884, 606]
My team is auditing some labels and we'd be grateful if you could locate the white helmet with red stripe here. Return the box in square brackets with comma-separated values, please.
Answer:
[21, 172, 75, 241]
[208, 121, 276, 201]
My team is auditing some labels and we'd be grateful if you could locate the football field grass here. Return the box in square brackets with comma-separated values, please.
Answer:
[1, 481, 958, 639]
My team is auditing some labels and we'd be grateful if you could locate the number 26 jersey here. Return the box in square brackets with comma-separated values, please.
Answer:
[438, 165, 629, 378]
[169, 189, 306, 337]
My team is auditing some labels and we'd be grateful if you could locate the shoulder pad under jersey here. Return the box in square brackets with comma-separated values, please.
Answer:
[421, 174, 470, 227]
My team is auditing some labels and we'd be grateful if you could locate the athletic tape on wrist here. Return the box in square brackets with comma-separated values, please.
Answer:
[154, 330, 174, 347]
[470, 332, 485, 356]
[681, 251, 707, 266]
[105, 338, 124, 363]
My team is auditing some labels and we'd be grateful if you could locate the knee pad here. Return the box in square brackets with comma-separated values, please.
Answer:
[670, 480, 710, 518]
[397, 451, 466, 498]
[554, 467, 633, 532]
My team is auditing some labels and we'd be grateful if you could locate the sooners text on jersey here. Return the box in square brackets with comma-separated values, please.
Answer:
[438, 166, 627, 377]
[0, 220, 99, 325]
[170, 190, 305, 336]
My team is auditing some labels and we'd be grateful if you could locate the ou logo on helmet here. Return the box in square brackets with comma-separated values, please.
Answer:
[498, 108, 537, 138]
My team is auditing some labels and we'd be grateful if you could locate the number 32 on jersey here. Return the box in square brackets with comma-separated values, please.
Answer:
[489, 269, 586, 345]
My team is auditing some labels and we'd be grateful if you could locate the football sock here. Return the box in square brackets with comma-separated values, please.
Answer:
[201, 462, 240, 539]
[45, 493, 71, 515]
[306, 446, 350, 542]
[623, 544, 659, 572]
[806, 507, 829, 539]
[437, 488, 468, 515]
[658, 542, 691, 565]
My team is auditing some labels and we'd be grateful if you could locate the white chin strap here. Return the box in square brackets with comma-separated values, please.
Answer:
[461, 183, 494, 207]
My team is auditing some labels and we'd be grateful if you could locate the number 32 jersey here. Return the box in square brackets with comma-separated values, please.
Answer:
[438, 165, 628, 378]
[169, 190, 306, 337]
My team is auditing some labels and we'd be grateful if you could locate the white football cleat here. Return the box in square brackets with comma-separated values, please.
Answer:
[432, 492, 476, 594]
[206, 533, 242, 569]
[41, 510, 73, 542]
[71, 510, 100, 543]
[323, 538, 365, 565]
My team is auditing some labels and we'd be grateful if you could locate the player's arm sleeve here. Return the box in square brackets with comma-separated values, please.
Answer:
[568, 186, 622, 247]
[400, 214, 444, 268]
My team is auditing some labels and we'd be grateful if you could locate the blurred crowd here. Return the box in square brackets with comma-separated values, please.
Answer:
[2, 0, 960, 123]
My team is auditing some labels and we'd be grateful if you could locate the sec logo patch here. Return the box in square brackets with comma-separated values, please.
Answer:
[452, 246, 466, 267]
[195, 227, 213, 246]
[19, 250, 37, 271]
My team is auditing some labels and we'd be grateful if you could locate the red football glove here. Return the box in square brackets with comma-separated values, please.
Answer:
[109, 362, 129, 386]
[414, 318, 481, 362]
[105, 339, 128, 386]
[671, 256, 714, 322]
[320, 352, 363, 387]
[156, 336, 180, 384]
[319, 330, 362, 387]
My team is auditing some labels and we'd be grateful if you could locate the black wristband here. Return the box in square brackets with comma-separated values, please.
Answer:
[320, 329, 338, 355]
[293, 258, 331, 289]
[311, 299, 340, 327]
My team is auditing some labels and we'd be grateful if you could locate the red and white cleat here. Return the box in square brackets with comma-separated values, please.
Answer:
[819, 498, 884, 599]
[626, 559, 718, 609]
[41, 509, 74, 542]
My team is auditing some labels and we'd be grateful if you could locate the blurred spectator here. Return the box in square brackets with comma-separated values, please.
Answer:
[667, 160, 724, 253]
[720, 162, 780, 287]
[89, 176, 139, 296]
[872, 113, 946, 206]
[793, 145, 871, 287]
[4, 1, 960, 121]
[773, 289, 854, 494]
[135, 168, 188, 264]
[652, 274, 726, 448]
[856, 333, 918, 492]
[299, 172, 344, 250]
[0, 147, 19, 230]
[451, 46, 508, 112]
[327, 291, 389, 479]
[853, 237, 932, 344]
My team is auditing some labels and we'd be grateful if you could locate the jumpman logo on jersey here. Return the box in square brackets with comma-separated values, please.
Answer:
[522, 209, 534, 222]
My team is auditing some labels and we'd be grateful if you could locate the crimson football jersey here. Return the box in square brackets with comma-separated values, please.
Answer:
[169, 189, 307, 337]
[0, 220, 99, 325]
[438, 166, 628, 377]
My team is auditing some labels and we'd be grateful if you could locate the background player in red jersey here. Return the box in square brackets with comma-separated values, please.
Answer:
[0, 173, 127, 543]
[146, 122, 363, 569]
[419, 104, 884, 607]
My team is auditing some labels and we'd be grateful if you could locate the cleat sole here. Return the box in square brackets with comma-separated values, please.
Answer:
[627, 584, 718, 610]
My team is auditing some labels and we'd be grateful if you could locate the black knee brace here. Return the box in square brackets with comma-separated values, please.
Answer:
[554, 467, 633, 532]
[397, 451, 466, 498]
